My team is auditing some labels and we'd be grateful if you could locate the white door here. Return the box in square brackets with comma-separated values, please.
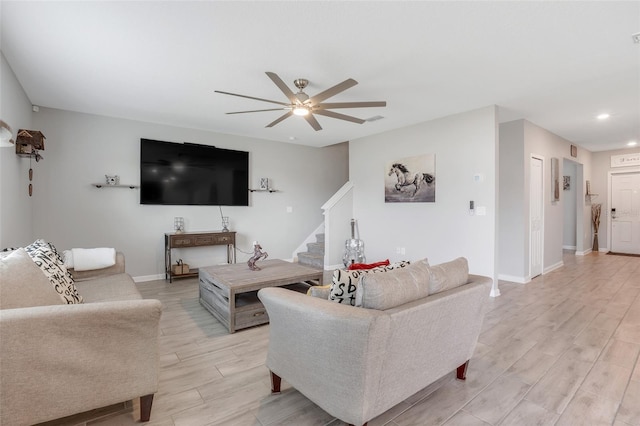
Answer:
[530, 157, 543, 278]
[611, 172, 640, 254]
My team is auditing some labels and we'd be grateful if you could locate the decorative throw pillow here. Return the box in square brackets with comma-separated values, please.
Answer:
[428, 257, 469, 295]
[355, 258, 431, 310]
[329, 260, 411, 306]
[24, 239, 83, 304]
[348, 259, 390, 270]
[0, 248, 63, 309]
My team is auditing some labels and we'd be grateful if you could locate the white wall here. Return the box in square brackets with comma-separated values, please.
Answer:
[591, 148, 640, 251]
[30, 108, 348, 278]
[350, 106, 498, 279]
[0, 52, 34, 248]
[498, 119, 593, 282]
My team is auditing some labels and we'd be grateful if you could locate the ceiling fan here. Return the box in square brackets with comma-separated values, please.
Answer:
[215, 72, 386, 131]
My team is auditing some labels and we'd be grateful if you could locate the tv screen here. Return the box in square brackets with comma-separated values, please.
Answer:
[140, 139, 249, 206]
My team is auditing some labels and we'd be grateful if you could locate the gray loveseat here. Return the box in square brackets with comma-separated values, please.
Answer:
[258, 257, 491, 426]
[0, 246, 162, 425]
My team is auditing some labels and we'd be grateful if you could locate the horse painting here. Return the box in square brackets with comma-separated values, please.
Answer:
[388, 163, 435, 197]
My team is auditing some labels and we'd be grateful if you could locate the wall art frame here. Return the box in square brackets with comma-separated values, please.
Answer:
[385, 154, 436, 203]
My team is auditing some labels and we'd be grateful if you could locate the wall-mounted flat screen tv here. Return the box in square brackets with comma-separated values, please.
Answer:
[140, 139, 249, 206]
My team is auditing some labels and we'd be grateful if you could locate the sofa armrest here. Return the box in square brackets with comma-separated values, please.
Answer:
[69, 251, 125, 282]
[0, 299, 162, 425]
[258, 287, 390, 425]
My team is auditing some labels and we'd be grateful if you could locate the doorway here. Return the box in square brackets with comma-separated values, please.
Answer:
[530, 156, 543, 278]
[610, 171, 640, 254]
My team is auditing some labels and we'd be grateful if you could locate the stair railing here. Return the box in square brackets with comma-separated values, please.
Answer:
[321, 182, 354, 269]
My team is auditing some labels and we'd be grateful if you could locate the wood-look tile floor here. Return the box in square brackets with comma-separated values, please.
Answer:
[44, 252, 640, 426]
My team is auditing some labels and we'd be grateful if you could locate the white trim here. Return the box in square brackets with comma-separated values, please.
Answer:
[562, 245, 576, 250]
[321, 181, 354, 211]
[133, 274, 164, 283]
[490, 286, 501, 297]
[607, 167, 640, 255]
[498, 274, 530, 284]
[575, 248, 592, 256]
[543, 261, 564, 274]
[529, 154, 545, 279]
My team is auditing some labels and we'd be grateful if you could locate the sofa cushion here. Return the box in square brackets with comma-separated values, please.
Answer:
[355, 258, 431, 310]
[0, 248, 64, 309]
[428, 257, 469, 295]
[75, 273, 142, 302]
[24, 240, 83, 304]
[329, 261, 411, 306]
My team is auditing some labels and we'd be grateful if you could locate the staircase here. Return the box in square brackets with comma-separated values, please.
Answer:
[297, 233, 325, 270]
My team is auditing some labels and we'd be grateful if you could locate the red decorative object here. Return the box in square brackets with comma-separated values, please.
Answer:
[348, 259, 390, 270]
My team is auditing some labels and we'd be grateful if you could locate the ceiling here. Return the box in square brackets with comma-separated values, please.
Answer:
[1, 1, 638, 151]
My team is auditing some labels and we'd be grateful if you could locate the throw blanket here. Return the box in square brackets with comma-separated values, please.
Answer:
[64, 248, 116, 271]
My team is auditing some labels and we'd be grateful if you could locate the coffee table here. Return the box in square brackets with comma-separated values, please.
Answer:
[199, 259, 323, 333]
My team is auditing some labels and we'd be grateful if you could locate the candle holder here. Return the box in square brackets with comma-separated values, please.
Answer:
[174, 217, 185, 234]
[221, 216, 229, 232]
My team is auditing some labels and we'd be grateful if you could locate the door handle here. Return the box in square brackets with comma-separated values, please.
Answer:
[611, 208, 616, 219]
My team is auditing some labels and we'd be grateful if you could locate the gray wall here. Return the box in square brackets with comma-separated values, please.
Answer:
[0, 52, 34, 248]
[498, 120, 526, 279]
[26, 108, 347, 279]
[498, 119, 593, 282]
[350, 106, 498, 279]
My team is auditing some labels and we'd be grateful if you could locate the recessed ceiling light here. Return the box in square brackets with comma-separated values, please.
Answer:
[597, 113, 610, 120]
[628, 141, 638, 147]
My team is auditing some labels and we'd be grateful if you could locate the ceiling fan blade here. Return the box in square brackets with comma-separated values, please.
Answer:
[265, 72, 297, 104]
[266, 111, 293, 128]
[215, 90, 290, 106]
[304, 114, 323, 131]
[226, 108, 286, 115]
[314, 109, 365, 124]
[317, 101, 386, 109]
[308, 78, 358, 104]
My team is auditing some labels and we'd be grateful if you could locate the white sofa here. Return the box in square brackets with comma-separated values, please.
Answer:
[258, 257, 491, 426]
[0, 245, 162, 425]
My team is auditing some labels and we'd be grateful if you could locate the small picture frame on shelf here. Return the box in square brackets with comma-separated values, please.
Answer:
[260, 178, 269, 190]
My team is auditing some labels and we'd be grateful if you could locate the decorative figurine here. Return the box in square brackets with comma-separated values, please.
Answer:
[247, 241, 268, 271]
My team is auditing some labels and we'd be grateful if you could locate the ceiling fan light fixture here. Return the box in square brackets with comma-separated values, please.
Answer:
[293, 106, 310, 116]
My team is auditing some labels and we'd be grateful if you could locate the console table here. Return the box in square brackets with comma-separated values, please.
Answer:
[165, 231, 236, 282]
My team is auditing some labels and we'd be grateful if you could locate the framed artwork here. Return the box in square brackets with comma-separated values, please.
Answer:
[563, 175, 570, 190]
[385, 154, 435, 203]
[571, 145, 577, 158]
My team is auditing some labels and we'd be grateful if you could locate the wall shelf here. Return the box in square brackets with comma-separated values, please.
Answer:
[92, 184, 139, 189]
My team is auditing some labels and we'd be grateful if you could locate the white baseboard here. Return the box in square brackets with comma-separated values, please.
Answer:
[599, 247, 609, 253]
[498, 274, 530, 284]
[563, 245, 576, 250]
[544, 261, 564, 274]
[575, 248, 592, 256]
[134, 274, 164, 283]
